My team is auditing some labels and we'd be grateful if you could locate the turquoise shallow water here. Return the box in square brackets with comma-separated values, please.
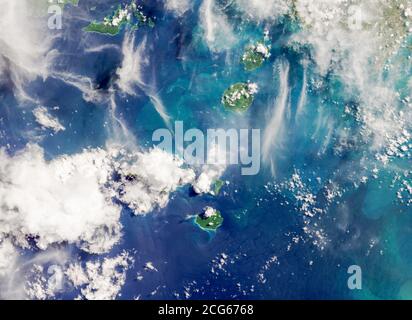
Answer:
[0, 0, 411, 299]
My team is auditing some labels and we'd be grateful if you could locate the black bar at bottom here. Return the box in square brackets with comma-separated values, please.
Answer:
[0, 300, 406, 318]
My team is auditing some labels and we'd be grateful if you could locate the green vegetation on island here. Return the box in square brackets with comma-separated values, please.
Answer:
[241, 41, 271, 71]
[85, 22, 120, 35]
[212, 179, 224, 196]
[222, 82, 258, 112]
[84, 1, 154, 36]
[195, 207, 223, 231]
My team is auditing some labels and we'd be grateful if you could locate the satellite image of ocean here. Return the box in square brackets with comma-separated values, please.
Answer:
[0, 0, 411, 300]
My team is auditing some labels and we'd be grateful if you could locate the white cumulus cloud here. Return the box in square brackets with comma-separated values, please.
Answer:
[0, 144, 197, 254]
[165, 0, 192, 16]
[112, 148, 196, 215]
[33, 106, 65, 133]
[65, 251, 133, 300]
[235, 0, 292, 21]
[0, 144, 122, 254]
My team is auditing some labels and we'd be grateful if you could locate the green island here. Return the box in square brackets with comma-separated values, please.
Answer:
[195, 207, 224, 232]
[241, 42, 271, 71]
[84, 1, 154, 36]
[222, 82, 258, 112]
[212, 179, 224, 196]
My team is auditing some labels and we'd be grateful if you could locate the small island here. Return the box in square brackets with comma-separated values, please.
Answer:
[212, 179, 224, 196]
[222, 82, 258, 112]
[195, 207, 223, 232]
[241, 42, 271, 71]
[84, 1, 154, 36]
